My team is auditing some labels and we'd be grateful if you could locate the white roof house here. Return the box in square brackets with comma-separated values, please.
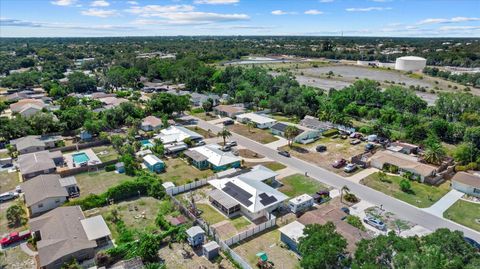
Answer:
[289, 194, 314, 207]
[80, 215, 112, 241]
[190, 144, 241, 167]
[143, 154, 163, 166]
[208, 174, 288, 216]
[155, 126, 203, 144]
[238, 165, 278, 183]
[279, 221, 305, 244]
[236, 113, 277, 129]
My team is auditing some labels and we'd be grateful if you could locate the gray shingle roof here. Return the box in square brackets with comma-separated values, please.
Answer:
[18, 150, 59, 175]
[21, 174, 68, 206]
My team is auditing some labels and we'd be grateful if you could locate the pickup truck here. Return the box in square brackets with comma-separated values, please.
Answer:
[0, 230, 31, 247]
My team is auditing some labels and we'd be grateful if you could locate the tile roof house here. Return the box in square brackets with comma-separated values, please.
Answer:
[18, 150, 64, 180]
[98, 97, 128, 109]
[140, 116, 163, 131]
[10, 98, 46, 117]
[208, 171, 288, 220]
[451, 172, 480, 198]
[29, 206, 111, 269]
[155, 126, 203, 144]
[11, 135, 63, 154]
[185, 144, 241, 171]
[21, 174, 75, 217]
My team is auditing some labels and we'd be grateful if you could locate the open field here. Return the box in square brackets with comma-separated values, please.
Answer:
[75, 169, 134, 197]
[361, 172, 451, 208]
[228, 123, 278, 144]
[232, 229, 301, 269]
[280, 136, 366, 176]
[444, 200, 480, 232]
[0, 170, 19, 192]
[91, 145, 120, 163]
[244, 161, 286, 171]
[279, 173, 329, 197]
[158, 158, 214, 185]
[186, 126, 216, 138]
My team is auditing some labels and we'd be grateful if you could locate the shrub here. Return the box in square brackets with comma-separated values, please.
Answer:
[6, 204, 27, 228]
[323, 129, 339, 137]
[345, 215, 365, 231]
[399, 179, 412, 193]
[105, 164, 116, 172]
[344, 193, 359, 203]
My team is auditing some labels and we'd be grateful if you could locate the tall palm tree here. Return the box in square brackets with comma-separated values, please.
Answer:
[424, 143, 446, 165]
[285, 125, 300, 147]
[340, 185, 350, 204]
[246, 121, 256, 133]
[217, 127, 232, 146]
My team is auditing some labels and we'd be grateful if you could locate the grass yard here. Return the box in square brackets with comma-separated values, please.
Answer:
[186, 126, 216, 138]
[75, 169, 134, 197]
[232, 229, 300, 269]
[0, 150, 10, 158]
[231, 216, 251, 230]
[91, 145, 120, 163]
[444, 200, 480, 232]
[270, 113, 299, 124]
[0, 170, 19, 193]
[158, 158, 214, 185]
[228, 123, 278, 144]
[362, 172, 451, 208]
[0, 245, 35, 269]
[279, 173, 329, 197]
[0, 200, 28, 235]
[238, 149, 264, 159]
[244, 161, 286, 172]
[196, 203, 227, 225]
[190, 111, 218, 121]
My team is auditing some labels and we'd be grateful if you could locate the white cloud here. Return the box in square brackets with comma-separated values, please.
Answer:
[439, 25, 480, 31]
[304, 9, 323, 15]
[91, 1, 110, 7]
[0, 18, 136, 31]
[131, 12, 249, 25]
[81, 8, 119, 17]
[126, 5, 195, 16]
[271, 10, 297, 15]
[194, 0, 239, 4]
[418, 17, 480, 25]
[346, 7, 391, 12]
[319, 0, 334, 3]
[51, 0, 77, 6]
[127, 1, 139, 5]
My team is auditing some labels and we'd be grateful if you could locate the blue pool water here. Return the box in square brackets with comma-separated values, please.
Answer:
[140, 139, 154, 148]
[72, 152, 90, 164]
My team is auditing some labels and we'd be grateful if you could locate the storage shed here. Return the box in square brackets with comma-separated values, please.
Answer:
[203, 241, 220, 260]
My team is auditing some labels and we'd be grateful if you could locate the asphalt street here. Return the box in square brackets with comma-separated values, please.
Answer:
[195, 117, 480, 241]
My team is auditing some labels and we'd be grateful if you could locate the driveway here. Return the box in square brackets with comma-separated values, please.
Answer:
[193, 116, 480, 241]
[264, 136, 288, 150]
[423, 189, 464, 217]
[346, 167, 379, 183]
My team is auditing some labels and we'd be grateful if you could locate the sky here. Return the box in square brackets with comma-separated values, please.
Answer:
[1, 0, 479, 37]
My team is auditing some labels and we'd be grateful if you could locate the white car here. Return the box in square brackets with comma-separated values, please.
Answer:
[0, 192, 19, 202]
[363, 216, 386, 231]
[344, 163, 357, 173]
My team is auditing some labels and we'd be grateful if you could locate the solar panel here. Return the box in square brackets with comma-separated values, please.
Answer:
[259, 192, 277, 206]
[223, 182, 253, 206]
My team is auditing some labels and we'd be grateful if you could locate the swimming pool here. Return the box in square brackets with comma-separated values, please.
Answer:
[140, 139, 154, 148]
[72, 152, 90, 165]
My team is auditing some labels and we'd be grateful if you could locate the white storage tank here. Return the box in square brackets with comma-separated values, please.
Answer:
[395, 56, 427, 71]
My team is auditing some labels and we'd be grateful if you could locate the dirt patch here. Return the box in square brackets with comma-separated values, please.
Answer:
[227, 124, 278, 144]
[238, 149, 264, 159]
[158, 242, 235, 269]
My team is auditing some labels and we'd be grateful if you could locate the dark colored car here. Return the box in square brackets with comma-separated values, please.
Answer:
[223, 119, 234, 126]
[316, 145, 327, 152]
[1, 163, 13, 168]
[278, 151, 290, 157]
[365, 143, 375, 151]
[464, 237, 480, 251]
[341, 207, 350, 215]
[332, 158, 347, 168]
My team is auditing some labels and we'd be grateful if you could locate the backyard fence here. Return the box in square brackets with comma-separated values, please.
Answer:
[165, 177, 211, 196]
[219, 240, 253, 269]
[223, 217, 277, 246]
[51, 140, 108, 153]
[58, 159, 117, 177]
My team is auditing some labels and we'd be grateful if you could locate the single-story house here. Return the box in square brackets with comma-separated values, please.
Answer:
[186, 226, 205, 247]
[237, 165, 279, 187]
[141, 116, 163, 132]
[10, 99, 46, 117]
[155, 126, 203, 145]
[164, 142, 188, 155]
[299, 116, 335, 133]
[203, 241, 220, 260]
[18, 150, 64, 180]
[190, 92, 220, 107]
[270, 123, 320, 144]
[236, 113, 277, 129]
[270, 122, 300, 137]
[213, 104, 246, 118]
[208, 173, 288, 220]
[6, 91, 29, 102]
[143, 154, 165, 173]
[29, 206, 111, 269]
[98, 97, 128, 109]
[184, 144, 241, 171]
[11, 135, 63, 154]
[288, 194, 314, 214]
[21, 174, 73, 217]
[387, 141, 419, 155]
[279, 221, 305, 253]
[370, 151, 440, 183]
[451, 172, 480, 198]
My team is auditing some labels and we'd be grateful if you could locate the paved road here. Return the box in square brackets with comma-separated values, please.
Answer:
[195, 118, 480, 241]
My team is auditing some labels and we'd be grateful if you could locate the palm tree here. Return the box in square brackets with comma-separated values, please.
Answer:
[340, 185, 350, 204]
[424, 143, 446, 165]
[285, 125, 300, 147]
[217, 127, 232, 146]
[246, 121, 256, 133]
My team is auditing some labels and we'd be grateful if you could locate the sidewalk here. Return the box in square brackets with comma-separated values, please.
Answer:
[423, 189, 464, 217]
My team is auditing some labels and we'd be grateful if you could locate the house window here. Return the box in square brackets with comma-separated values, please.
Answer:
[38, 203, 43, 208]
[55, 199, 61, 203]
[474, 188, 480, 194]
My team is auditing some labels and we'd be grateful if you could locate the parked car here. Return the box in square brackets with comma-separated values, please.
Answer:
[344, 163, 357, 173]
[221, 146, 231, 152]
[341, 207, 350, 215]
[195, 140, 206, 146]
[350, 132, 362, 139]
[278, 150, 290, 157]
[223, 119, 234, 126]
[15, 186, 22, 193]
[350, 139, 361, 145]
[1, 163, 13, 168]
[365, 143, 375, 151]
[226, 141, 237, 147]
[332, 158, 347, 168]
[0, 230, 31, 247]
[0, 192, 19, 202]
[316, 145, 327, 152]
[363, 216, 386, 230]
[464, 237, 480, 251]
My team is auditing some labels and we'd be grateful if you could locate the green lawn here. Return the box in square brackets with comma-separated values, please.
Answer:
[444, 200, 480, 232]
[75, 169, 134, 197]
[92, 145, 120, 163]
[228, 124, 278, 144]
[0, 150, 10, 159]
[362, 172, 451, 208]
[186, 126, 216, 138]
[0, 170, 19, 193]
[231, 215, 251, 230]
[279, 173, 329, 197]
[158, 158, 214, 185]
[263, 162, 287, 171]
[270, 113, 298, 124]
[196, 203, 227, 225]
